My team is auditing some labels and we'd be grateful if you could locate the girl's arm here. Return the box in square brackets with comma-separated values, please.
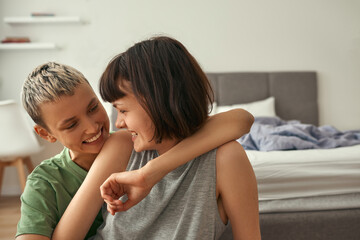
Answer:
[141, 108, 254, 184]
[52, 108, 254, 240]
[216, 141, 261, 239]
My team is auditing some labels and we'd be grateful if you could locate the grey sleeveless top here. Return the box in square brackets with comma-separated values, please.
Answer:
[93, 148, 227, 240]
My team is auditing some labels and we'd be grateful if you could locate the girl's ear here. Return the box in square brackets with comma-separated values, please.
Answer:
[34, 125, 57, 143]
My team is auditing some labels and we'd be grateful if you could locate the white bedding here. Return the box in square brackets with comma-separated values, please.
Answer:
[247, 144, 360, 201]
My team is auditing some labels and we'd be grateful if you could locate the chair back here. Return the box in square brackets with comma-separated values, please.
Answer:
[0, 100, 43, 158]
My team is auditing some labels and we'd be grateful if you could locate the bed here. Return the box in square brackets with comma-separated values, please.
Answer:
[206, 72, 360, 240]
[110, 71, 360, 239]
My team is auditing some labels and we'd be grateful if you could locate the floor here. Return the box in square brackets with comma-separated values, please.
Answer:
[0, 196, 21, 240]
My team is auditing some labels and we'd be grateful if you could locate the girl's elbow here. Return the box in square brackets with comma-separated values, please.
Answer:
[239, 109, 254, 134]
[247, 112, 255, 131]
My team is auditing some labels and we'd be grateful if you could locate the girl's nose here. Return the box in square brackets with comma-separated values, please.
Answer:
[115, 114, 126, 129]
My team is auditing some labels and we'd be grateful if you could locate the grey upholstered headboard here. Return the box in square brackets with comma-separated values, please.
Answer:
[110, 71, 318, 130]
[206, 71, 318, 126]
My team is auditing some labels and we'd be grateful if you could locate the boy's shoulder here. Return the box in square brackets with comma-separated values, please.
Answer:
[26, 147, 86, 187]
[22, 147, 87, 201]
[29, 148, 69, 178]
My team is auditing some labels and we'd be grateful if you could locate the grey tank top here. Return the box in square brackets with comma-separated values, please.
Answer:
[93, 148, 227, 240]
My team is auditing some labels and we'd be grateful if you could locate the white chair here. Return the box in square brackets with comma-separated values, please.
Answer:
[0, 100, 43, 195]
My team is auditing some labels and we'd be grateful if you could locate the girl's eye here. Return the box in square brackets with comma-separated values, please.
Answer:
[119, 109, 126, 114]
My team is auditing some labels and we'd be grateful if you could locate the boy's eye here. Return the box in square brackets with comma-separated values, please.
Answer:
[119, 110, 126, 114]
[66, 122, 77, 129]
[89, 104, 98, 113]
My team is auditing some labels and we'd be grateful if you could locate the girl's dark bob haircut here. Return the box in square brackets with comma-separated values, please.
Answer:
[100, 36, 214, 143]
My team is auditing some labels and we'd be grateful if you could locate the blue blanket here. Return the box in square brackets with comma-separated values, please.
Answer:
[238, 117, 360, 151]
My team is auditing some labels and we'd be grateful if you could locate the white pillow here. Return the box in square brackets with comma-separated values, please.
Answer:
[208, 102, 217, 116]
[215, 96, 276, 117]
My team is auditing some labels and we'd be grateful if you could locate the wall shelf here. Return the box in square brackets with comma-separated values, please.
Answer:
[2, 15, 82, 51]
[0, 43, 57, 50]
[4, 16, 82, 24]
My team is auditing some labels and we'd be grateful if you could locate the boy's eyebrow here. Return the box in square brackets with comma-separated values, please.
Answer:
[88, 98, 97, 107]
[59, 116, 77, 127]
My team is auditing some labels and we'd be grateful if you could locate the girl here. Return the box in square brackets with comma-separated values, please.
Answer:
[97, 36, 261, 239]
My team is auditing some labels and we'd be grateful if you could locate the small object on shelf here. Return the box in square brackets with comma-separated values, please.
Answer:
[1, 37, 30, 43]
[31, 12, 55, 17]
[4, 16, 82, 24]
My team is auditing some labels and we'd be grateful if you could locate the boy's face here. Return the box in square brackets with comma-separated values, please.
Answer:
[35, 83, 110, 158]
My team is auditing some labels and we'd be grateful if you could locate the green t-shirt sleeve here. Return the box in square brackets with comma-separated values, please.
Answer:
[16, 176, 59, 238]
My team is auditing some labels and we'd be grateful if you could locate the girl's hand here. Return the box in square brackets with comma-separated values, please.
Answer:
[100, 169, 152, 215]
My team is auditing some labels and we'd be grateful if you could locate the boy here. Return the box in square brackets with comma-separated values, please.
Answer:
[16, 62, 254, 239]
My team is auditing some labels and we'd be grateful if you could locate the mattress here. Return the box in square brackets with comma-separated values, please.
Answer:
[247, 144, 360, 201]
[259, 192, 360, 213]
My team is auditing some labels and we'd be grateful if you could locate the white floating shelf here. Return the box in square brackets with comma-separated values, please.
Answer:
[4, 16, 82, 24]
[0, 43, 57, 50]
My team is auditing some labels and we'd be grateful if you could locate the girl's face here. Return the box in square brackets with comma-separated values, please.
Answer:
[112, 92, 177, 155]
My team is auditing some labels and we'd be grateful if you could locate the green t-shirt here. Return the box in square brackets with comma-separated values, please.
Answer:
[16, 147, 103, 239]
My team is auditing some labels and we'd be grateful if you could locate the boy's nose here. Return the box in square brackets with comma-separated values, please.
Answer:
[85, 117, 99, 133]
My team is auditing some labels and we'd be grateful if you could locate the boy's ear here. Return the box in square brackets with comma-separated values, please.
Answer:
[34, 125, 57, 143]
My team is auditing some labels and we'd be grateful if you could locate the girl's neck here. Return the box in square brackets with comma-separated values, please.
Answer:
[156, 138, 180, 155]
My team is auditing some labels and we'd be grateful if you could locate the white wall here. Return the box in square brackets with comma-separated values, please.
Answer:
[1, 0, 359, 195]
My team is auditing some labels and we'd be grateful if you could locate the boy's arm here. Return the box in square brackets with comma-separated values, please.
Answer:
[16, 235, 49, 240]
[16, 173, 64, 240]
[52, 108, 253, 239]
[52, 130, 133, 240]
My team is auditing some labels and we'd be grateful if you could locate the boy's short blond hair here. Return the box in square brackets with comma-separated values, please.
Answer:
[22, 62, 90, 129]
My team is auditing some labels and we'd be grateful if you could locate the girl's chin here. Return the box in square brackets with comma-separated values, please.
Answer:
[133, 143, 148, 153]
[133, 146, 143, 153]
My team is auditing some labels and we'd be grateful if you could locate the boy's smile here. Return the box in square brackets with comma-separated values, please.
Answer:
[83, 129, 102, 143]
[36, 83, 110, 164]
